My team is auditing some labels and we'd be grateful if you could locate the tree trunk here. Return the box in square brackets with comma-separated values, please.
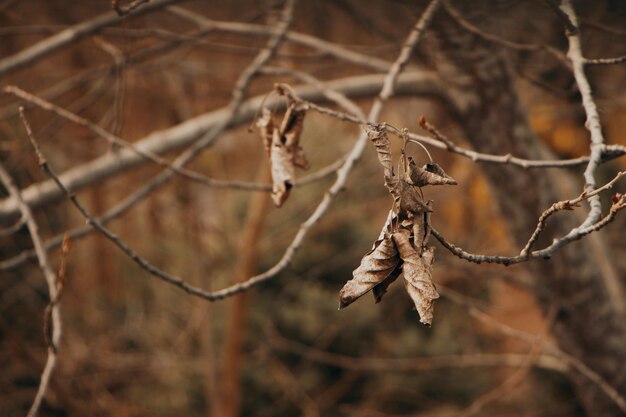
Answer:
[220, 166, 271, 417]
[435, 12, 626, 417]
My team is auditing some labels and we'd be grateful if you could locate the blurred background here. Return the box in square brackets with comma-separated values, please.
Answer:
[1, 1, 625, 416]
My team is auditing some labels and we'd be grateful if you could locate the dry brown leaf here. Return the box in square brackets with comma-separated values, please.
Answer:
[407, 159, 457, 187]
[391, 180, 432, 217]
[339, 235, 401, 309]
[280, 103, 306, 145]
[280, 103, 309, 170]
[367, 124, 394, 181]
[372, 263, 402, 303]
[270, 128, 295, 207]
[393, 229, 439, 325]
[256, 107, 274, 156]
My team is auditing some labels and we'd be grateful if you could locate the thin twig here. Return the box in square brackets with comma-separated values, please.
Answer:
[419, 115, 455, 149]
[543, 0, 578, 35]
[583, 55, 626, 65]
[112, 0, 150, 16]
[289, 96, 626, 169]
[520, 171, 626, 256]
[0, 130, 62, 417]
[432, 185, 626, 266]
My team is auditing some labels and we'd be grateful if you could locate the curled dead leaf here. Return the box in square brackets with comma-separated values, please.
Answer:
[339, 234, 401, 309]
[407, 158, 457, 187]
[257, 101, 310, 207]
[367, 124, 394, 181]
[280, 103, 309, 169]
[280, 103, 306, 144]
[372, 263, 402, 303]
[293, 145, 309, 170]
[393, 229, 439, 325]
[270, 128, 295, 207]
[391, 180, 432, 217]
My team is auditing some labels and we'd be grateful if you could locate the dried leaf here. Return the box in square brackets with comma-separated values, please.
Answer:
[407, 159, 457, 187]
[393, 230, 439, 325]
[256, 107, 274, 156]
[373, 263, 402, 303]
[279, 102, 309, 170]
[270, 128, 295, 207]
[367, 124, 394, 181]
[391, 180, 432, 217]
[280, 103, 307, 148]
[339, 235, 401, 309]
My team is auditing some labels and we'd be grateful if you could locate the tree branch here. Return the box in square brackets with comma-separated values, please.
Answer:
[0, 0, 186, 77]
[0, 146, 62, 417]
[560, 0, 606, 228]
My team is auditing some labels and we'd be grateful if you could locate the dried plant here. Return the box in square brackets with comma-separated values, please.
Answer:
[339, 125, 456, 325]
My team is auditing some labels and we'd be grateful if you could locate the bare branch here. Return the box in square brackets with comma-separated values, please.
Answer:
[0, 120, 62, 417]
[279, 96, 626, 169]
[432, 176, 626, 266]
[112, 0, 151, 16]
[560, 0, 606, 228]
[520, 171, 626, 256]
[583, 55, 626, 65]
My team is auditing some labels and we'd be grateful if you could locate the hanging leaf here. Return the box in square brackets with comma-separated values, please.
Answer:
[256, 107, 274, 156]
[391, 180, 432, 218]
[279, 103, 309, 170]
[339, 233, 401, 309]
[270, 128, 295, 207]
[372, 263, 402, 303]
[393, 229, 439, 325]
[367, 124, 394, 182]
[407, 158, 457, 187]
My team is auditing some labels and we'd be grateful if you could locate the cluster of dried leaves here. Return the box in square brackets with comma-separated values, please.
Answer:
[256, 88, 309, 207]
[253, 91, 456, 325]
[339, 125, 457, 325]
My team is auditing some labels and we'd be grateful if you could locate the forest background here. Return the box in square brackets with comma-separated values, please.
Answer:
[1, 1, 626, 417]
